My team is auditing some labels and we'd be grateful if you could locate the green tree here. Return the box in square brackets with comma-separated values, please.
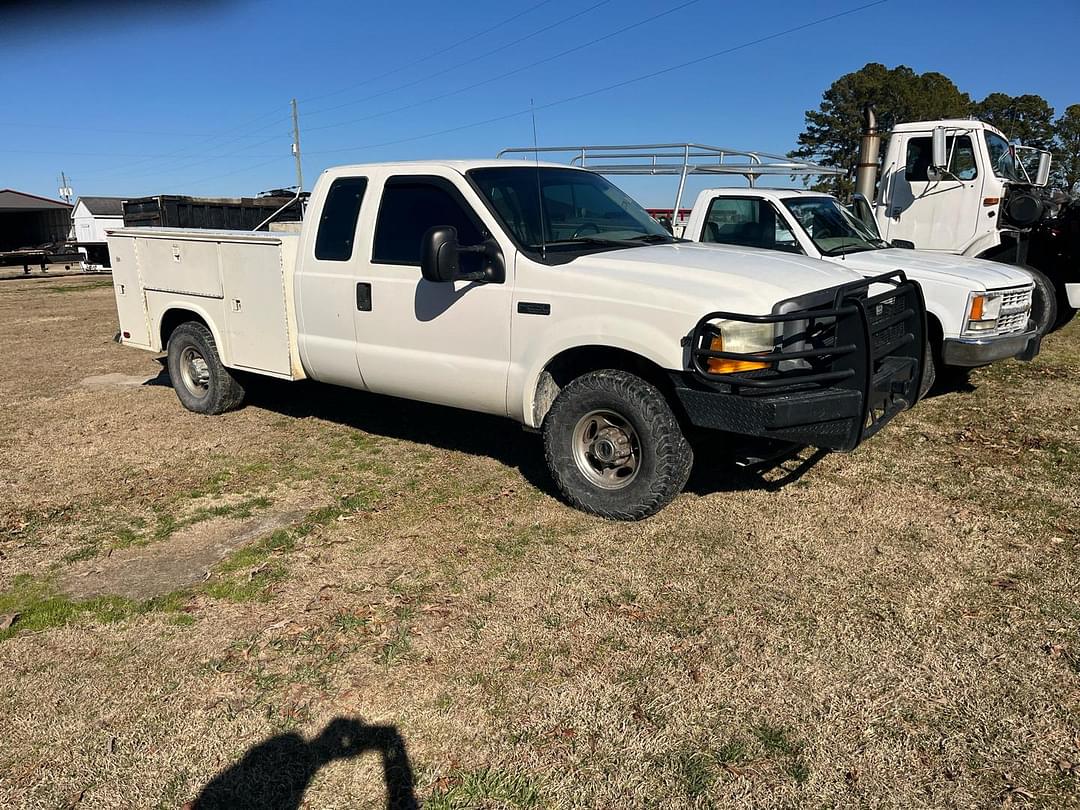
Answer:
[972, 92, 1056, 147]
[790, 63, 972, 196]
[1053, 104, 1080, 192]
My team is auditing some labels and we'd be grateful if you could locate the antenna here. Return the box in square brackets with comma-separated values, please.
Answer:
[531, 100, 546, 260]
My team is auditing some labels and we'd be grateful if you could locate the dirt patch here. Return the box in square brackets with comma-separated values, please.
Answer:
[59, 509, 308, 600]
[79, 372, 160, 388]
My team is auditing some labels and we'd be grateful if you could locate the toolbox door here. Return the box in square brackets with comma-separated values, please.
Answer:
[108, 236, 152, 349]
[219, 241, 292, 377]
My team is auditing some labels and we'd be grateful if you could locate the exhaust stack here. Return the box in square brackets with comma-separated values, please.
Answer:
[855, 103, 881, 201]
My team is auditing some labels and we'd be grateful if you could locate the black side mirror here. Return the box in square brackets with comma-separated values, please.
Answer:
[890, 239, 915, 249]
[420, 226, 460, 283]
[420, 226, 505, 284]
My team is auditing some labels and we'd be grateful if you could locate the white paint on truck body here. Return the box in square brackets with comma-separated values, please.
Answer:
[108, 160, 869, 429]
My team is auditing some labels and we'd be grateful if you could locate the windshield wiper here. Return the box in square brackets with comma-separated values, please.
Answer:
[543, 236, 644, 248]
[821, 243, 874, 257]
[627, 233, 677, 244]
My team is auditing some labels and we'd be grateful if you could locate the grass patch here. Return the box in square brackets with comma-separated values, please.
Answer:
[0, 574, 189, 641]
[43, 279, 113, 294]
[427, 767, 541, 809]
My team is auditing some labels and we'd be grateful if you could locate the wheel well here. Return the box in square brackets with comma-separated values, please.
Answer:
[160, 309, 208, 349]
[925, 311, 943, 363]
[533, 345, 677, 426]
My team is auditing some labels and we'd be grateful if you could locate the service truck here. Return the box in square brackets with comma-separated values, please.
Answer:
[108, 160, 925, 520]
[853, 105, 1078, 330]
[498, 143, 1037, 396]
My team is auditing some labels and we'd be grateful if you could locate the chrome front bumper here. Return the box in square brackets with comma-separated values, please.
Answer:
[941, 329, 1040, 367]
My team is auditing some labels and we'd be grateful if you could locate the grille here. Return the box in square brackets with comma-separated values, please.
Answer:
[995, 286, 1032, 334]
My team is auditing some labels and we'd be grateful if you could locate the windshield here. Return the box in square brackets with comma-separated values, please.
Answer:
[984, 131, 1027, 182]
[782, 197, 888, 256]
[468, 166, 673, 252]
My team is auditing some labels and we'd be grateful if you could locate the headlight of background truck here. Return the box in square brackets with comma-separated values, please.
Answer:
[704, 321, 777, 374]
[964, 291, 1003, 334]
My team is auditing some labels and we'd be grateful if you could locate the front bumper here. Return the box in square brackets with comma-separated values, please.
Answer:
[1067, 282, 1080, 309]
[941, 328, 1040, 367]
[679, 271, 926, 452]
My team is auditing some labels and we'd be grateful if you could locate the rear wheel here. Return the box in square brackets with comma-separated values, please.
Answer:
[542, 370, 693, 520]
[166, 321, 245, 415]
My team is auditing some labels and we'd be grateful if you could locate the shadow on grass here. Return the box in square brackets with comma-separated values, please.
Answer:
[149, 362, 828, 500]
[188, 716, 418, 810]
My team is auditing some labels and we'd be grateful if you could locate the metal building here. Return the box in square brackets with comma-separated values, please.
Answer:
[0, 189, 74, 266]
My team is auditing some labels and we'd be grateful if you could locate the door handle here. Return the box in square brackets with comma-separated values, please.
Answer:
[356, 282, 372, 312]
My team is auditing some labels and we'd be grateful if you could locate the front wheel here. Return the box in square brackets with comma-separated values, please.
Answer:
[542, 370, 693, 520]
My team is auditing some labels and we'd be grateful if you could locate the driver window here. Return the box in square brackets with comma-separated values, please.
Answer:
[701, 198, 800, 253]
[905, 135, 978, 181]
[372, 180, 484, 271]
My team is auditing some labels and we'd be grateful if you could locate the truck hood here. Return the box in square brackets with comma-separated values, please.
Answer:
[835, 248, 1033, 290]
[564, 242, 864, 314]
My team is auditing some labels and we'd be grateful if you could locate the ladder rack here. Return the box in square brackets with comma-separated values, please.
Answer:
[496, 142, 844, 220]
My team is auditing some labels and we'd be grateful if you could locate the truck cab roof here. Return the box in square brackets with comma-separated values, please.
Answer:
[890, 119, 1006, 137]
[319, 159, 583, 177]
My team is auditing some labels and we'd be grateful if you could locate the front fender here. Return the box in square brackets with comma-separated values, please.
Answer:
[511, 314, 687, 427]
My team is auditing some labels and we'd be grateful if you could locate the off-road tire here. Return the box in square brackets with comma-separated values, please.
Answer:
[166, 321, 245, 415]
[542, 370, 693, 520]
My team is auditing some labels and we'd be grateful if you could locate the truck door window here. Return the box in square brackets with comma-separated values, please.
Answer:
[314, 177, 368, 261]
[373, 179, 484, 268]
[905, 136, 978, 181]
[700, 197, 800, 253]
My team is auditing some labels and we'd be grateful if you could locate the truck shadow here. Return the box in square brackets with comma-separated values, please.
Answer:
[185, 716, 418, 810]
[154, 366, 829, 499]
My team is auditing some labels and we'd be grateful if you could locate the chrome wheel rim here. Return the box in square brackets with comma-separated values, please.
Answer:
[571, 409, 641, 490]
[179, 346, 210, 398]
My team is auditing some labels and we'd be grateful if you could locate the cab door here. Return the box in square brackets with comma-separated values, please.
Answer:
[883, 132, 983, 251]
[351, 171, 514, 416]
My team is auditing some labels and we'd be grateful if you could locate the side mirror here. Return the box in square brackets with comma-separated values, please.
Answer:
[931, 126, 947, 171]
[890, 239, 916, 249]
[420, 226, 461, 283]
[1035, 152, 1052, 186]
[420, 226, 506, 284]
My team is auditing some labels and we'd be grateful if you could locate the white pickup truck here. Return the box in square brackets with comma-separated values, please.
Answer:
[108, 160, 925, 519]
[683, 188, 1040, 392]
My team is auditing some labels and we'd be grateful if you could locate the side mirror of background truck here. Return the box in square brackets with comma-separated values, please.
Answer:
[1035, 152, 1052, 186]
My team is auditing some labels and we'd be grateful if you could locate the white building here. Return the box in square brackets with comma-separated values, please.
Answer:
[71, 196, 125, 267]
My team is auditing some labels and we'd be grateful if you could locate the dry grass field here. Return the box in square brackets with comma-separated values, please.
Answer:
[1, 273, 1078, 809]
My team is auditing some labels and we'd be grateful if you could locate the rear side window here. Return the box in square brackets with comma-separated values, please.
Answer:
[700, 197, 800, 253]
[315, 177, 368, 260]
[372, 180, 483, 265]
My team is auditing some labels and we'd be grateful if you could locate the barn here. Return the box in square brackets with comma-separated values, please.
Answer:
[0, 189, 73, 266]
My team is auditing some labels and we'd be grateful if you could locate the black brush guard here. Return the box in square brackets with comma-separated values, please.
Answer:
[676, 271, 926, 452]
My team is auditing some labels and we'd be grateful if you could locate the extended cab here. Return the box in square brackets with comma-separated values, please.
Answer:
[685, 188, 1039, 392]
[108, 161, 925, 519]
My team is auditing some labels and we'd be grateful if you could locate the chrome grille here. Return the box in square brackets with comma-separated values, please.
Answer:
[995, 286, 1032, 334]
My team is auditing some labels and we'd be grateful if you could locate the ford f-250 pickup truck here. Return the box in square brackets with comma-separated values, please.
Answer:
[108, 160, 925, 519]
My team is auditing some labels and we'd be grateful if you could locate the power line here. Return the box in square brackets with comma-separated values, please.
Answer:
[303, 0, 701, 135]
[305, 0, 889, 158]
[298, 0, 558, 107]
[302, 0, 612, 122]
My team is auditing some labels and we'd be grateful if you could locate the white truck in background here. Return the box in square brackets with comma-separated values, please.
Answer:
[854, 107, 1078, 330]
[497, 144, 1039, 394]
[108, 159, 925, 520]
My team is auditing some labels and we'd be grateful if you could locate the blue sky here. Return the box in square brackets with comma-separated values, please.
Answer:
[2, 0, 1077, 207]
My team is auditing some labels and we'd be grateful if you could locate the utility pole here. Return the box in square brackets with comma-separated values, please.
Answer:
[58, 171, 73, 204]
[290, 98, 304, 192]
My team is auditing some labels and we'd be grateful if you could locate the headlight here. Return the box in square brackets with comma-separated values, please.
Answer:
[965, 292, 1003, 333]
[705, 321, 776, 374]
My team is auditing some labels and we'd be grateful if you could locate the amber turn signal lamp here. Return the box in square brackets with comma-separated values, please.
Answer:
[982, 197, 1000, 206]
[705, 335, 770, 374]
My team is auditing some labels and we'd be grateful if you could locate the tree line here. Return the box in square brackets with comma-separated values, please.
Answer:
[790, 63, 1080, 197]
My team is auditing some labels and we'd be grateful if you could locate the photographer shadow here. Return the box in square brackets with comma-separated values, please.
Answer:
[186, 716, 418, 810]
